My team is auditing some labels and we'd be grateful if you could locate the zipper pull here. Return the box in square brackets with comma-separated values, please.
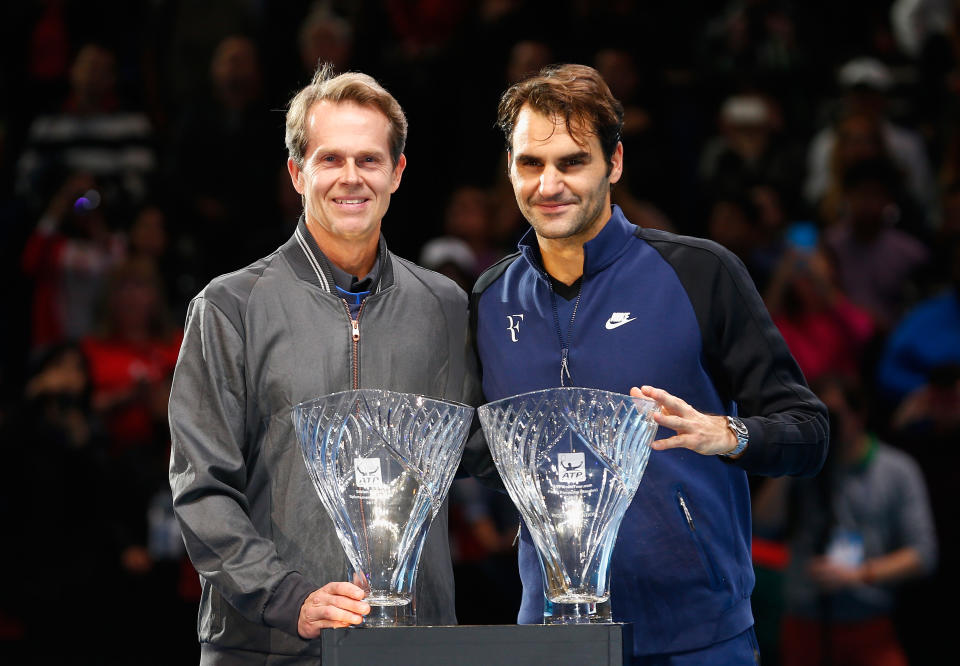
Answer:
[351, 318, 360, 342]
[560, 348, 571, 387]
[678, 494, 695, 531]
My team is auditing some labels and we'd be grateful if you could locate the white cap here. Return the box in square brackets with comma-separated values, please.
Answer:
[837, 57, 893, 91]
[720, 95, 769, 126]
[419, 237, 477, 274]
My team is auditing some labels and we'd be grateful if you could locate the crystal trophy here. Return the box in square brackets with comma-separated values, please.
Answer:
[293, 389, 473, 626]
[478, 387, 659, 624]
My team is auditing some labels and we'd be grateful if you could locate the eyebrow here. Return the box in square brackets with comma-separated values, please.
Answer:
[515, 150, 592, 163]
[310, 146, 389, 159]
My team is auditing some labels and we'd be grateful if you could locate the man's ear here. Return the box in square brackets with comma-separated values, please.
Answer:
[608, 142, 624, 184]
[390, 154, 407, 193]
[287, 158, 304, 195]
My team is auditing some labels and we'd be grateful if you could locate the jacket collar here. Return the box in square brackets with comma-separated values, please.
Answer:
[282, 214, 394, 294]
[517, 204, 637, 279]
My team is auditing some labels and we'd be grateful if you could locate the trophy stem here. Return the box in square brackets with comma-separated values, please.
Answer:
[362, 600, 416, 627]
[543, 597, 612, 625]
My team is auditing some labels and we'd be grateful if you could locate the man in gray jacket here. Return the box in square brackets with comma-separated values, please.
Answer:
[168, 63, 479, 663]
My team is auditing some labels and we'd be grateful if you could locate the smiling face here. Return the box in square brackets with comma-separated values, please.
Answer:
[288, 100, 406, 250]
[508, 104, 622, 246]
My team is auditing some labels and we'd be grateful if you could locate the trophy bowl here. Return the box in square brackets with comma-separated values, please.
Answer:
[293, 389, 473, 626]
[478, 387, 659, 624]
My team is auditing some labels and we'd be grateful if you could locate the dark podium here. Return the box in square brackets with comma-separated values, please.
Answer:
[321, 623, 632, 665]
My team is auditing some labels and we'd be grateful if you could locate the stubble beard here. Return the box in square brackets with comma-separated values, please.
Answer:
[524, 180, 610, 242]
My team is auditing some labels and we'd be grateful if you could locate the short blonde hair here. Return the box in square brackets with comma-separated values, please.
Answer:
[285, 62, 407, 167]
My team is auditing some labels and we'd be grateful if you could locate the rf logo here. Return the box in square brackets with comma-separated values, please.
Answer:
[506, 314, 525, 342]
[558, 452, 586, 483]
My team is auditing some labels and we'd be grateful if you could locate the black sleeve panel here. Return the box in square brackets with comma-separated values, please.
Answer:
[638, 229, 829, 478]
[459, 252, 522, 491]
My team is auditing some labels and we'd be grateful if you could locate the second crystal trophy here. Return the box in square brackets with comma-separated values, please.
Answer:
[293, 389, 473, 626]
[478, 387, 659, 624]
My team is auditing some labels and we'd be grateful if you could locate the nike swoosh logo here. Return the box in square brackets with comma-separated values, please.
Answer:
[605, 317, 637, 330]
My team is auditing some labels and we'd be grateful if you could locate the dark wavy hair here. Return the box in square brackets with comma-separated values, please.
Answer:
[497, 63, 624, 164]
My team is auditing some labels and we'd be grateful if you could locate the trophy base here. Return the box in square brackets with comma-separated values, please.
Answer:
[543, 596, 611, 624]
[361, 600, 416, 627]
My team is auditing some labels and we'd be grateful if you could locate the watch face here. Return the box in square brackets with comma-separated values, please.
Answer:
[723, 416, 748, 457]
[728, 416, 748, 437]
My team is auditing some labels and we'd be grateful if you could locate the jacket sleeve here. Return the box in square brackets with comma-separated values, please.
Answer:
[168, 296, 315, 637]
[703, 246, 829, 477]
[645, 230, 829, 478]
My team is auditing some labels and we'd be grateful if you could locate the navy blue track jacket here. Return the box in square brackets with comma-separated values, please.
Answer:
[472, 205, 828, 656]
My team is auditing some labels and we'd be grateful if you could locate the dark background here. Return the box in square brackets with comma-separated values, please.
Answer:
[1, 1, 957, 664]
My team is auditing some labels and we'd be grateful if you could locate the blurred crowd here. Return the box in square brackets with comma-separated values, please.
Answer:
[1, 1, 958, 664]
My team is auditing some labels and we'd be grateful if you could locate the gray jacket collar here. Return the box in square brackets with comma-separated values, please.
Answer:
[283, 215, 394, 294]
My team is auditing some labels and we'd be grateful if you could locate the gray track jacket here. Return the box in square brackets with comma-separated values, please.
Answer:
[168, 219, 480, 662]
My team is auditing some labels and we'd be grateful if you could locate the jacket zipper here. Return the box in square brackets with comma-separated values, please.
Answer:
[678, 493, 695, 531]
[675, 488, 723, 590]
[343, 300, 365, 389]
[549, 279, 582, 387]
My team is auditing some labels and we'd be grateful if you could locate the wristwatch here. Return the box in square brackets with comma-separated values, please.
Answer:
[721, 416, 749, 458]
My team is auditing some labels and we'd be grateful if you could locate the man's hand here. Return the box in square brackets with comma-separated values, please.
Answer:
[631, 386, 738, 456]
[297, 582, 370, 638]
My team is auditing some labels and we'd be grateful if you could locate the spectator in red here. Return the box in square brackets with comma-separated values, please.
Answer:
[765, 243, 876, 383]
[21, 171, 126, 351]
[81, 256, 182, 456]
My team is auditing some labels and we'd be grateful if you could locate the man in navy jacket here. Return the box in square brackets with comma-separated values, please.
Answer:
[472, 64, 828, 663]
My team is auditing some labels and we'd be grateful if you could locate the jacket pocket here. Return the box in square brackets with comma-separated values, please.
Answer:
[674, 485, 724, 591]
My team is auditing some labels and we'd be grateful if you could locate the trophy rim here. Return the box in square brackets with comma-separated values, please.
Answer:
[478, 385, 659, 414]
[292, 388, 474, 413]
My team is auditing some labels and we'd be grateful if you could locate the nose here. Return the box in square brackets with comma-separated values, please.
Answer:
[341, 159, 362, 185]
[538, 166, 564, 198]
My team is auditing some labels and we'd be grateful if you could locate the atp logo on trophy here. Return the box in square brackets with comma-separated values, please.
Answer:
[354, 457, 383, 488]
[558, 452, 586, 483]
[478, 387, 659, 624]
[294, 389, 474, 626]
